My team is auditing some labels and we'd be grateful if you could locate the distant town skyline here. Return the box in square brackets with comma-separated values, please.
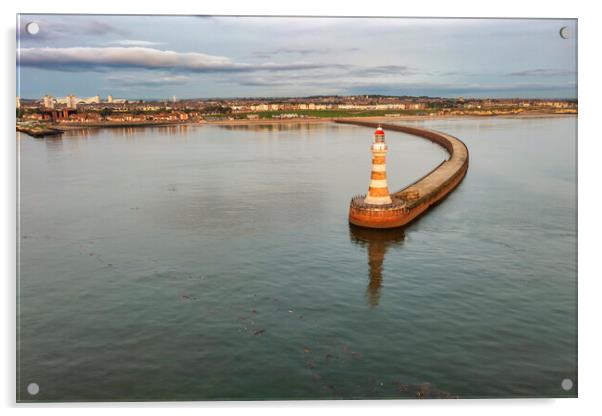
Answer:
[17, 15, 577, 99]
[18, 93, 579, 102]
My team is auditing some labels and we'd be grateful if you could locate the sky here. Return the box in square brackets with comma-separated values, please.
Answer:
[16, 15, 578, 100]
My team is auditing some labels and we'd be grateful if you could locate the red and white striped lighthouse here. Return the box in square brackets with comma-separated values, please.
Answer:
[364, 126, 392, 205]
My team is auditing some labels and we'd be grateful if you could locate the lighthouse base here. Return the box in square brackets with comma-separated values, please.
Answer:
[348, 196, 409, 229]
[348, 156, 469, 229]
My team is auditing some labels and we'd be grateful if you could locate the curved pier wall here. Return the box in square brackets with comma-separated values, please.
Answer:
[336, 119, 469, 228]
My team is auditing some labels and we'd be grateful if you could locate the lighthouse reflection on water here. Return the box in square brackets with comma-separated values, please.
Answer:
[349, 224, 406, 308]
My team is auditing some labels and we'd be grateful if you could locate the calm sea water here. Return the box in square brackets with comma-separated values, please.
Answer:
[17, 117, 577, 401]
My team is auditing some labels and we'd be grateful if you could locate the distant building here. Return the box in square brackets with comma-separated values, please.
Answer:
[250, 104, 269, 111]
[16, 96, 20, 109]
[107, 95, 113, 103]
[66, 94, 78, 109]
[172, 95, 177, 103]
[75, 95, 101, 104]
[43, 95, 55, 109]
[41, 108, 77, 122]
[54, 94, 79, 108]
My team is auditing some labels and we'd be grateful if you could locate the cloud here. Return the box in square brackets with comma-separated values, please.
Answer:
[349, 65, 419, 77]
[252, 47, 359, 59]
[105, 74, 192, 88]
[225, 71, 576, 97]
[507, 69, 576, 77]
[344, 81, 577, 97]
[108, 40, 164, 47]
[18, 46, 332, 73]
[433, 70, 478, 77]
[224, 64, 420, 88]
[258, 48, 316, 57]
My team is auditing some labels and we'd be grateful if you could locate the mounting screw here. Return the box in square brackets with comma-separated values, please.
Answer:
[27, 382, 40, 396]
[561, 378, 573, 391]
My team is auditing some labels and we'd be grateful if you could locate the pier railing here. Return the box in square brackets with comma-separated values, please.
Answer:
[350, 195, 406, 211]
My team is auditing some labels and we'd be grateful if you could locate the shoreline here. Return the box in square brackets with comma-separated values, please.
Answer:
[17, 112, 577, 137]
[196, 112, 576, 126]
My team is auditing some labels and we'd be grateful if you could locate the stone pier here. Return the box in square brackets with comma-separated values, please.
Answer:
[336, 120, 469, 229]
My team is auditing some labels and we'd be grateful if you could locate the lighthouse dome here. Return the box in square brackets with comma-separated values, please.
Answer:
[374, 126, 385, 143]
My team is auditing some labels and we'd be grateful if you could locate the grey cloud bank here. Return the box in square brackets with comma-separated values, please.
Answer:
[16, 15, 577, 99]
[19, 47, 329, 73]
[507, 69, 577, 77]
[108, 40, 165, 47]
